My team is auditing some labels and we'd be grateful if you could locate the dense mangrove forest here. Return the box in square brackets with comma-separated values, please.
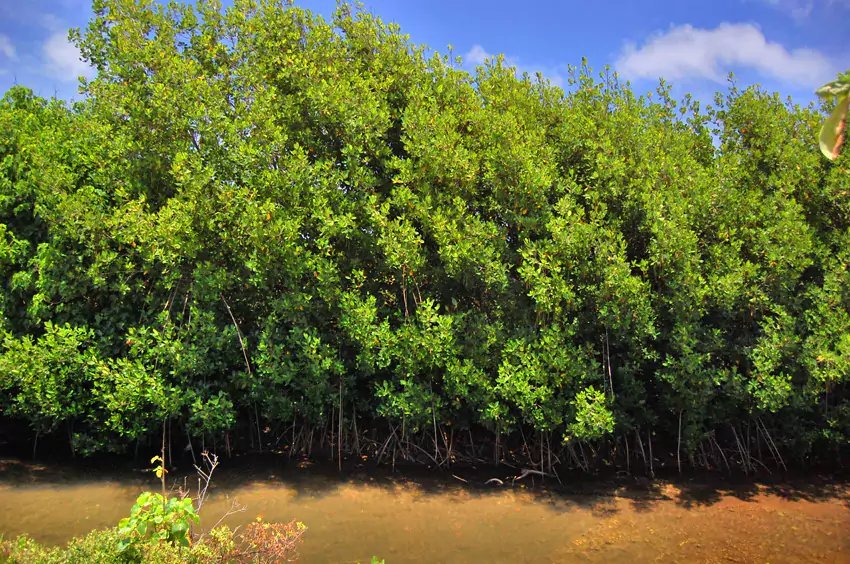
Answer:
[0, 0, 848, 480]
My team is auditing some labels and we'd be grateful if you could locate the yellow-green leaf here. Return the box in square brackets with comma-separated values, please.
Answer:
[819, 94, 849, 160]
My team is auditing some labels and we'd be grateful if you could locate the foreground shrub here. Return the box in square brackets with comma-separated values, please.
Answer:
[64, 529, 125, 563]
[0, 536, 62, 563]
[116, 492, 198, 554]
[0, 520, 306, 563]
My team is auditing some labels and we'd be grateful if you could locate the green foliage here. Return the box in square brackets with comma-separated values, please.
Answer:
[0, 535, 63, 563]
[567, 387, 615, 441]
[0, 523, 306, 564]
[0, 323, 97, 436]
[1, 529, 125, 563]
[116, 492, 198, 553]
[816, 70, 849, 160]
[61, 528, 125, 564]
[0, 0, 847, 471]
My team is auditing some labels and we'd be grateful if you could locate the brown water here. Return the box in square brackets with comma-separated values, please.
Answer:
[0, 458, 848, 563]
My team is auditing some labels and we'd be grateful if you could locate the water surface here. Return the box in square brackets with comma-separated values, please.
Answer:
[0, 458, 848, 563]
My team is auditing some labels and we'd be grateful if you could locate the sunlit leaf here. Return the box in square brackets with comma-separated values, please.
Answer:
[819, 95, 849, 160]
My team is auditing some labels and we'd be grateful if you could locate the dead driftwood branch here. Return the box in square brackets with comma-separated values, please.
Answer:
[485, 467, 556, 487]
[512, 468, 554, 483]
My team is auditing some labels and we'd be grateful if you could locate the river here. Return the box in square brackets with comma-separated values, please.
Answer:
[0, 457, 848, 562]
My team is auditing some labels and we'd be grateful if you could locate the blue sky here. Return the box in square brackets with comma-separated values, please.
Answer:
[1, 0, 848, 106]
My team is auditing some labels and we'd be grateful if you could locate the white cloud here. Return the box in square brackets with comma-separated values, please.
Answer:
[464, 44, 567, 87]
[516, 63, 567, 88]
[43, 30, 92, 81]
[761, 0, 814, 19]
[0, 34, 16, 61]
[756, 0, 850, 19]
[464, 44, 493, 66]
[616, 23, 834, 88]
[40, 13, 66, 32]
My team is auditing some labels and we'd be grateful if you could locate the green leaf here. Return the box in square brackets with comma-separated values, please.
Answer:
[819, 95, 849, 160]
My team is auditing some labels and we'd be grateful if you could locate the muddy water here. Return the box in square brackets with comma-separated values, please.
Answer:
[0, 459, 848, 563]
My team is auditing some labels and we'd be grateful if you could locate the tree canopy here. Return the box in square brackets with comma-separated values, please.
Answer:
[0, 0, 847, 472]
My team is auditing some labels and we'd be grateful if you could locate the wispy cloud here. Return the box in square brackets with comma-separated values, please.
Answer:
[463, 44, 567, 87]
[0, 34, 16, 61]
[40, 13, 66, 32]
[760, 0, 814, 20]
[43, 30, 92, 81]
[755, 0, 850, 19]
[464, 44, 492, 66]
[616, 23, 835, 88]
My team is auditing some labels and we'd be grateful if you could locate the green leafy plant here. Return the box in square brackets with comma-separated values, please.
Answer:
[816, 70, 849, 160]
[566, 387, 615, 442]
[117, 491, 199, 553]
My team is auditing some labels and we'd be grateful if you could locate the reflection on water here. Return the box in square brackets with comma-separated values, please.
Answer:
[0, 458, 848, 563]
